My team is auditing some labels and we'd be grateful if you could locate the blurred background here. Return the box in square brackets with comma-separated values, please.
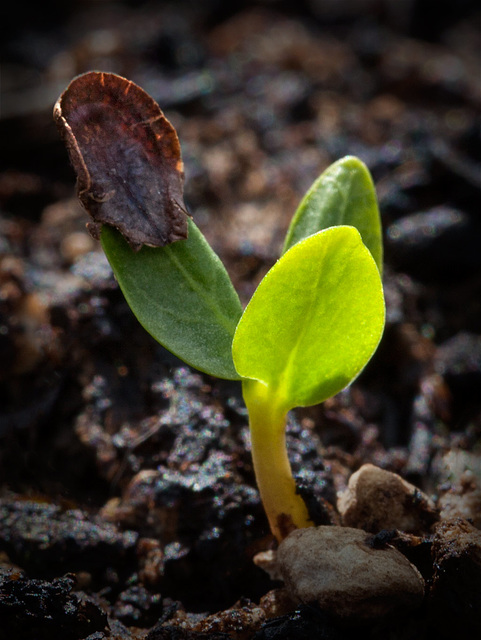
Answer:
[2, 0, 480, 267]
[0, 1, 480, 630]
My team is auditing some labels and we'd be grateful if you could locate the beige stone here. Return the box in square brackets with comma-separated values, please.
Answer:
[253, 550, 283, 581]
[277, 525, 424, 621]
[337, 463, 437, 533]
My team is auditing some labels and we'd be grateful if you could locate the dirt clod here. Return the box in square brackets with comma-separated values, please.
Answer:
[429, 517, 481, 636]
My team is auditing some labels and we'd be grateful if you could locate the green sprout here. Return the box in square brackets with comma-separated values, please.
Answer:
[100, 155, 385, 541]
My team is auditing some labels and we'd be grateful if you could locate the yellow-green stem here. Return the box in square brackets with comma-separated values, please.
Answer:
[242, 378, 311, 541]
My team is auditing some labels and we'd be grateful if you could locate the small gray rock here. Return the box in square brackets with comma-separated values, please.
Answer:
[277, 525, 424, 621]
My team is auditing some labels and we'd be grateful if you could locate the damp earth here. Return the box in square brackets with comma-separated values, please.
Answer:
[1, 2, 480, 639]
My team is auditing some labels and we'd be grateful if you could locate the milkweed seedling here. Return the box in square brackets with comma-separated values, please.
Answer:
[99, 156, 385, 541]
[54, 75, 384, 541]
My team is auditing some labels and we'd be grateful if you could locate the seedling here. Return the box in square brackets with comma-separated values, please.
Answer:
[102, 157, 384, 540]
[55, 74, 385, 541]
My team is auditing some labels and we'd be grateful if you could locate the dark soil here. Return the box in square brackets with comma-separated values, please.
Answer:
[1, 1, 480, 639]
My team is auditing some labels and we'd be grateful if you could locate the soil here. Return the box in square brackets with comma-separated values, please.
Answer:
[1, 1, 480, 639]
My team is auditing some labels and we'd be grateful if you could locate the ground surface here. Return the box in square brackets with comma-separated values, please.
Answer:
[1, 1, 480, 638]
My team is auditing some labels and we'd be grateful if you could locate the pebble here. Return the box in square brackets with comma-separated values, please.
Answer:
[276, 526, 425, 621]
[337, 463, 438, 534]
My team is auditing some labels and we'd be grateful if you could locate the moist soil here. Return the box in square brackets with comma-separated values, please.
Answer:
[1, 2, 480, 639]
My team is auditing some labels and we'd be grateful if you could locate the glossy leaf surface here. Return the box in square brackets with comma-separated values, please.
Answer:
[233, 226, 385, 410]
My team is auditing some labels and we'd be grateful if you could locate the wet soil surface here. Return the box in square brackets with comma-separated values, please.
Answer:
[1, 1, 480, 638]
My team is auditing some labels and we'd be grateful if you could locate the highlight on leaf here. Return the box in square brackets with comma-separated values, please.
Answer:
[233, 225, 385, 410]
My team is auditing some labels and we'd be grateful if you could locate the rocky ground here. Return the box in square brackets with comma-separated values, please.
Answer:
[1, 1, 480, 638]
